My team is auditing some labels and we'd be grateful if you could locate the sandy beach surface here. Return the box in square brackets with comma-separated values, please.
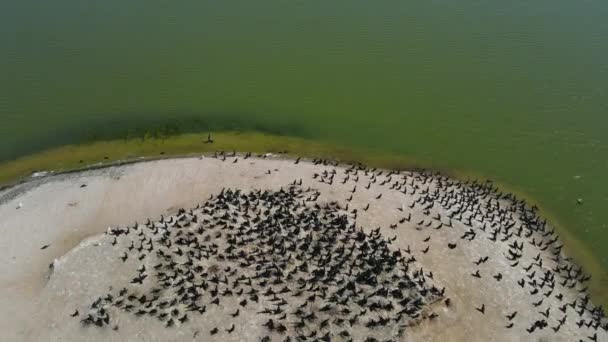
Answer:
[0, 155, 606, 342]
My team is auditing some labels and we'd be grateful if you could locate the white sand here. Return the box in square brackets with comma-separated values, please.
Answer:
[0, 155, 605, 341]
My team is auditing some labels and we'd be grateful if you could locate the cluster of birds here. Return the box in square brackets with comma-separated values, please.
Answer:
[69, 153, 608, 341]
[312, 160, 607, 340]
[76, 184, 444, 341]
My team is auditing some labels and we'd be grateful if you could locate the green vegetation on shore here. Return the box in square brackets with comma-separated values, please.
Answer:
[0, 131, 606, 307]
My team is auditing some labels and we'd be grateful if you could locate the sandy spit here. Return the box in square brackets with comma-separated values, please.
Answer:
[0, 155, 605, 342]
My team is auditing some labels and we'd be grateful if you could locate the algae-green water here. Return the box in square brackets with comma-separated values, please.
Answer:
[1, 1, 607, 280]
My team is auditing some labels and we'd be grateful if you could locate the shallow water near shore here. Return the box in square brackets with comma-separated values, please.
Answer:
[2, 0, 608, 302]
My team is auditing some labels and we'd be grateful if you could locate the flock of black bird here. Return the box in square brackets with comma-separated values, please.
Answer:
[77, 184, 443, 341]
[72, 154, 607, 341]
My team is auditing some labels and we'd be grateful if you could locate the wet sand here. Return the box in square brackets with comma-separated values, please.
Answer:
[0, 155, 605, 341]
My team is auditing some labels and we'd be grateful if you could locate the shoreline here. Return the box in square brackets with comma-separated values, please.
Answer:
[0, 132, 606, 308]
[1, 155, 606, 341]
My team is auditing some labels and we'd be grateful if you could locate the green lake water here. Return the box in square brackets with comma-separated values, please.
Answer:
[1, 1, 607, 281]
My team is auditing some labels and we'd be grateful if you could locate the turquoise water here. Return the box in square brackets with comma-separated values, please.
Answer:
[1, 1, 607, 275]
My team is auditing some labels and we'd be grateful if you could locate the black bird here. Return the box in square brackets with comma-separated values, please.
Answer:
[471, 270, 481, 278]
[506, 311, 517, 320]
[40, 244, 50, 250]
[205, 133, 214, 143]
[210, 327, 218, 335]
[70, 310, 79, 317]
[165, 318, 174, 327]
[475, 304, 485, 314]
[226, 324, 235, 333]
[263, 319, 275, 330]
[448, 243, 457, 249]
